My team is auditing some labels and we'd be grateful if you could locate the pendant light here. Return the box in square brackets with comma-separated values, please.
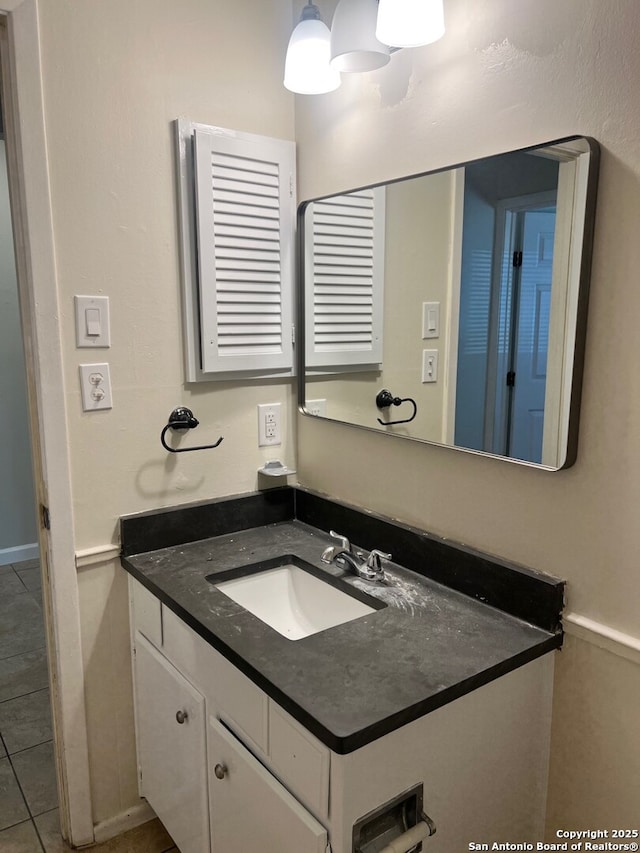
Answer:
[330, 0, 390, 73]
[376, 0, 445, 48]
[284, 1, 341, 95]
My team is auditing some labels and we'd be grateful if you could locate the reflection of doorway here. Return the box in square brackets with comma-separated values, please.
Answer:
[449, 144, 590, 467]
[488, 193, 557, 463]
[454, 150, 561, 464]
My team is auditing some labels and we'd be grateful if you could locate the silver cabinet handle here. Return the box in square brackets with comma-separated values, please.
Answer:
[214, 763, 227, 780]
[175, 710, 189, 724]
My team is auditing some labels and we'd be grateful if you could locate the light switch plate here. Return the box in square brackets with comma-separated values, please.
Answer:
[75, 295, 111, 347]
[422, 349, 438, 383]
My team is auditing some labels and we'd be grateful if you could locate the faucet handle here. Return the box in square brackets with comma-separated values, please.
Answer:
[329, 530, 351, 552]
[366, 550, 391, 571]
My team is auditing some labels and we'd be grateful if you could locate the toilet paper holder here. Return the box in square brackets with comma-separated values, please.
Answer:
[352, 783, 436, 853]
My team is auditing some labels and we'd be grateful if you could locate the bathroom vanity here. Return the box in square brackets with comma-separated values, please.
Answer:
[121, 488, 563, 853]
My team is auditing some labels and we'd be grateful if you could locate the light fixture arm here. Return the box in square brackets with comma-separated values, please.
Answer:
[300, 2, 322, 22]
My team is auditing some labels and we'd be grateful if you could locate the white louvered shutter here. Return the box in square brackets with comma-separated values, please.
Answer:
[194, 129, 295, 374]
[305, 187, 385, 369]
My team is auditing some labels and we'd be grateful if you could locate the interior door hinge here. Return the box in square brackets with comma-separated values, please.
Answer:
[41, 504, 51, 530]
[506, 371, 516, 387]
[291, 323, 296, 345]
[289, 173, 294, 197]
[513, 250, 523, 268]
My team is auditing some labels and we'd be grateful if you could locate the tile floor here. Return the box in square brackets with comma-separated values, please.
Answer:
[0, 559, 178, 852]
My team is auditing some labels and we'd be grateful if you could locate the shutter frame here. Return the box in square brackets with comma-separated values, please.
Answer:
[175, 120, 296, 381]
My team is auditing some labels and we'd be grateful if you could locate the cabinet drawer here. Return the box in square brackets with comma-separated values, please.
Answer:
[162, 606, 268, 755]
[131, 578, 162, 648]
[269, 703, 330, 821]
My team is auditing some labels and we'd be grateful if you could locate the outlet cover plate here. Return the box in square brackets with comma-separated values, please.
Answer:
[258, 403, 281, 447]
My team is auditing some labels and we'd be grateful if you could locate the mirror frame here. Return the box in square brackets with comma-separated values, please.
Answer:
[296, 135, 600, 469]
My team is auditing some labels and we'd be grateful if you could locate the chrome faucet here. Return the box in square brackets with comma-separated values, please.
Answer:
[321, 531, 390, 582]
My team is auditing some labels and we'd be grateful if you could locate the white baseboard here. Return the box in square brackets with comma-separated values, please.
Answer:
[0, 543, 39, 566]
[93, 801, 156, 844]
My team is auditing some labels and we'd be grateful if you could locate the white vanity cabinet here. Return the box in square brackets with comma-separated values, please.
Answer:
[130, 579, 330, 853]
[129, 577, 555, 853]
[134, 635, 210, 853]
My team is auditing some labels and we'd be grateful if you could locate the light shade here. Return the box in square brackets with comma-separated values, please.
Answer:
[330, 0, 390, 74]
[284, 4, 341, 95]
[376, 0, 445, 48]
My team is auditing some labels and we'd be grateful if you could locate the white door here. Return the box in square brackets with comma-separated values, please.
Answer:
[509, 208, 556, 462]
[134, 634, 210, 853]
[208, 716, 328, 853]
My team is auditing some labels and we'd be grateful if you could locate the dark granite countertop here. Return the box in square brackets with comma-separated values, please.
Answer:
[122, 518, 561, 754]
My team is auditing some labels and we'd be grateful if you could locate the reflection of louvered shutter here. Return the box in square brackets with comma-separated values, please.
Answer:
[305, 188, 385, 369]
[193, 129, 295, 374]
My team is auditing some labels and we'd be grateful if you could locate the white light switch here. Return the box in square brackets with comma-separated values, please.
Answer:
[79, 363, 113, 411]
[85, 308, 101, 337]
[75, 295, 111, 347]
[422, 302, 440, 339]
[422, 349, 438, 383]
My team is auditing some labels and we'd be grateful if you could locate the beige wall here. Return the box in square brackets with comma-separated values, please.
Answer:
[296, 0, 640, 831]
[36, 0, 295, 826]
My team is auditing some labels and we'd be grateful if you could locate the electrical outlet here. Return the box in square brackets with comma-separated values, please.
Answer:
[258, 403, 281, 446]
[306, 399, 327, 417]
[422, 349, 438, 383]
[79, 363, 113, 411]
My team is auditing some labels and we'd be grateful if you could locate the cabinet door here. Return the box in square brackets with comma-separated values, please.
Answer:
[135, 633, 210, 853]
[208, 716, 328, 853]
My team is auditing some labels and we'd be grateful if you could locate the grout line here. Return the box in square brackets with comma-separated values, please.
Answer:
[31, 814, 47, 852]
[3, 739, 57, 821]
[0, 646, 47, 663]
[16, 573, 31, 592]
[0, 817, 41, 839]
[5, 737, 54, 760]
[0, 739, 33, 833]
[0, 684, 49, 706]
[0, 642, 48, 664]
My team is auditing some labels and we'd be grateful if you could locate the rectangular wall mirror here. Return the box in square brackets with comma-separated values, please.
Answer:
[298, 136, 599, 470]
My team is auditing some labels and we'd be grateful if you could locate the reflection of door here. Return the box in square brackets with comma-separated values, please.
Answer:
[488, 191, 557, 463]
[508, 208, 556, 462]
[455, 183, 557, 464]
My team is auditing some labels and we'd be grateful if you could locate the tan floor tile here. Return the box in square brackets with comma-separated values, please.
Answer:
[32, 810, 68, 852]
[0, 756, 30, 830]
[0, 595, 45, 661]
[11, 741, 58, 817]
[0, 688, 53, 755]
[0, 818, 42, 851]
[0, 649, 49, 703]
[35, 811, 176, 853]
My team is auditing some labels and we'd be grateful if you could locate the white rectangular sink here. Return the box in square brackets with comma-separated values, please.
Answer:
[212, 559, 379, 640]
